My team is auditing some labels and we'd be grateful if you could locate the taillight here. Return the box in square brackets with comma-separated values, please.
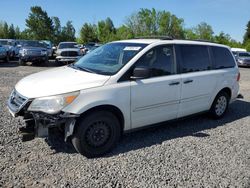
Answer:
[237, 72, 240, 82]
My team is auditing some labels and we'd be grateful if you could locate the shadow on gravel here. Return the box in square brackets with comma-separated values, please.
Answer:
[0, 61, 19, 67]
[45, 99, 250, 156]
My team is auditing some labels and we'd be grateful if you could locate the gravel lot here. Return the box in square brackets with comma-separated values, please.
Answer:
[0, 62, 250, 187]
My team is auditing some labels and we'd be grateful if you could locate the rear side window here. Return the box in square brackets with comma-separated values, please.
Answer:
[179, 45, 211, 73]
[211, 46, 235, 69]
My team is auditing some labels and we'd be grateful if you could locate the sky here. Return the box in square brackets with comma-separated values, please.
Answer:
[0, 0, 249, 42]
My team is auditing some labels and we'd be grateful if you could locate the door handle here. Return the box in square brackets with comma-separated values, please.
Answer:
[183, 80, 193, 84]
[169, 81, 180, 86]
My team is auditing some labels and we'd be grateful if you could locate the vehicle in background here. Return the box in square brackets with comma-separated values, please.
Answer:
[234, 51, 250, 67]
[0, 44, 9, 62]
[18, 40, 48, 66]
[81, 42, 100, 55]
[41, 40, 53, 59]
[55, 42, 82, 64]
[0, 39, 19, 60]
[86, 44, 102, 54]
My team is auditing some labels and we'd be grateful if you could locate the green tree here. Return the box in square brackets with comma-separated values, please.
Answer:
[2, 22, 9, 38]
[126, 8, 184, 38]
[243, 20, 250, 44]
[52, 16, 62, 44]
[25, 6, 54, 40]
[14, 26, 21, 39]
[97, 17, 116, 43]
[8, 24, 16, 39]
[115, 25, 134, 40]
[60, 21, 76, 41]
[79, 23, 98, 44]
[194, 22, 214, 41]
[184, 28, 199, 39]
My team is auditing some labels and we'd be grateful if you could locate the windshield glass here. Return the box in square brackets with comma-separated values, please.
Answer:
[239, 52, 250, 57]
[19, 41, 46, 48]
[58, 43, 77, 49]
[0, 41, 8, 45]
[74, 42, 147, 75]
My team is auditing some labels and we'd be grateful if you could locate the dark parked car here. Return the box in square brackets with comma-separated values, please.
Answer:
[0, 39, 19, 60]
[18, 40, 48, 66]
[0, 44, 8, 62]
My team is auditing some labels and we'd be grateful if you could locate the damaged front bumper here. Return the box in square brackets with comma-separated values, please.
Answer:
[19, 112, 78, 142]
[7, 89, 79, 142]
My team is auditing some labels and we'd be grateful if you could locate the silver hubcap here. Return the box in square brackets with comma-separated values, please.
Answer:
[215, 96, 227, 116]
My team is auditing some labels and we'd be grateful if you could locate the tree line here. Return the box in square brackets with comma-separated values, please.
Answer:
[0, 6, 250, 51]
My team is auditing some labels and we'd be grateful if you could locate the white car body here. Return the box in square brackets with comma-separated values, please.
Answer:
[12, 39, 239, 131]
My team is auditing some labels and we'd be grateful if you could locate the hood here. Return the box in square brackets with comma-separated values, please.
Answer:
[15, 66, 110, 98]
[239, 57, 250, 60]
[21, 46, 47, 51]
[57, 48, 80, 52]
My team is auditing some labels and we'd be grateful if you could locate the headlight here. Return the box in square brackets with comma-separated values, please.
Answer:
[238, 59, 244, 64]
[20, 49, 27, 56]
[28, 91, 79, 114]
[41, 50, 47, 55]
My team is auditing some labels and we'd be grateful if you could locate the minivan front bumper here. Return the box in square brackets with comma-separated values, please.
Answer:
[7, 89, 79, 142]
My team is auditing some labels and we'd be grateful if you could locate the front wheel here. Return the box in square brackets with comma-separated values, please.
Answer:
[72, 111, 121, 158]
[18, 59, 25, 66]
[209, 91, 229, 119]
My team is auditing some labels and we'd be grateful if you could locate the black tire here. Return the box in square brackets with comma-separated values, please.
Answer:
[4, 55, 10, 63]
[18, 59, 25, 66]
[209, 91, 229, 119]
[72, 111, 121, 158]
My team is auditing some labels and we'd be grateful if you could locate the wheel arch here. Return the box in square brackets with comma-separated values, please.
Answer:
[77, 104, 125, 133]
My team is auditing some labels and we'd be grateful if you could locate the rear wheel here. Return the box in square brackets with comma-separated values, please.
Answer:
[210, 91, 229, 119]
[72, 111, 121, 158]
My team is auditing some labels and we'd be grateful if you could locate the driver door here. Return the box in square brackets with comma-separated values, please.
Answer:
[130, 45, 181, 128]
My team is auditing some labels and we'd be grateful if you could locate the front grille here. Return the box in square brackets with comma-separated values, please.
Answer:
[8, 90, 29, 113]
[61, 51, 78, 57]
[27, 50, 41, 56]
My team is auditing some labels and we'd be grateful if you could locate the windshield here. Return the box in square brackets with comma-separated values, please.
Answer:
[0, 41, 8, 45]
[239, 52, 250, 57]
[19, 41, 46, 48]
[58, 43, 77, 49]
[74, 42, 147, 75]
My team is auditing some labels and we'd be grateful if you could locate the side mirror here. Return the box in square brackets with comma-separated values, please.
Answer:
[131, 66, 150, 80]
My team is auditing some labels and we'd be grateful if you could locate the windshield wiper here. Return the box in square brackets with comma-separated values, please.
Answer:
[68, 64, 96, 74]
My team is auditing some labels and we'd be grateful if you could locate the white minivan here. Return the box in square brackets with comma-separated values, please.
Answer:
[7, 38, 240, 157]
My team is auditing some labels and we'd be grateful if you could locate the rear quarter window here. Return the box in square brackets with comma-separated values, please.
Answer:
[211, 46, 235, 69]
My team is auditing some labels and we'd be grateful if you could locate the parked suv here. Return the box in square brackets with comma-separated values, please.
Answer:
[7, 38, 240, 157]
[18, 40, 48, 65]
[233, 51, 250, 67]
[56, 42, 82, 64]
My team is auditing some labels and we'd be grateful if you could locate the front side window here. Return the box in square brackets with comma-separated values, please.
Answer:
[238, 52, 250, 57]
[212, 46, 235, 69]
[74, 42, 147, 75]
[179, 45, 211, 73]
[135, 45, 174, 77]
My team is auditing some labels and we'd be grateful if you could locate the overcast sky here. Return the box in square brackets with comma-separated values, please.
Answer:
[0, 0, 249, 42]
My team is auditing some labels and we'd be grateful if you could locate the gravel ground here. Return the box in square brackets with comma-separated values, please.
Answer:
[0, 62, 250, 187]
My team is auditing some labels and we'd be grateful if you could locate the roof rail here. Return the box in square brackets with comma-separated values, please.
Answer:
[135, 36, 173, 40]
[182, 38, 218, 44]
